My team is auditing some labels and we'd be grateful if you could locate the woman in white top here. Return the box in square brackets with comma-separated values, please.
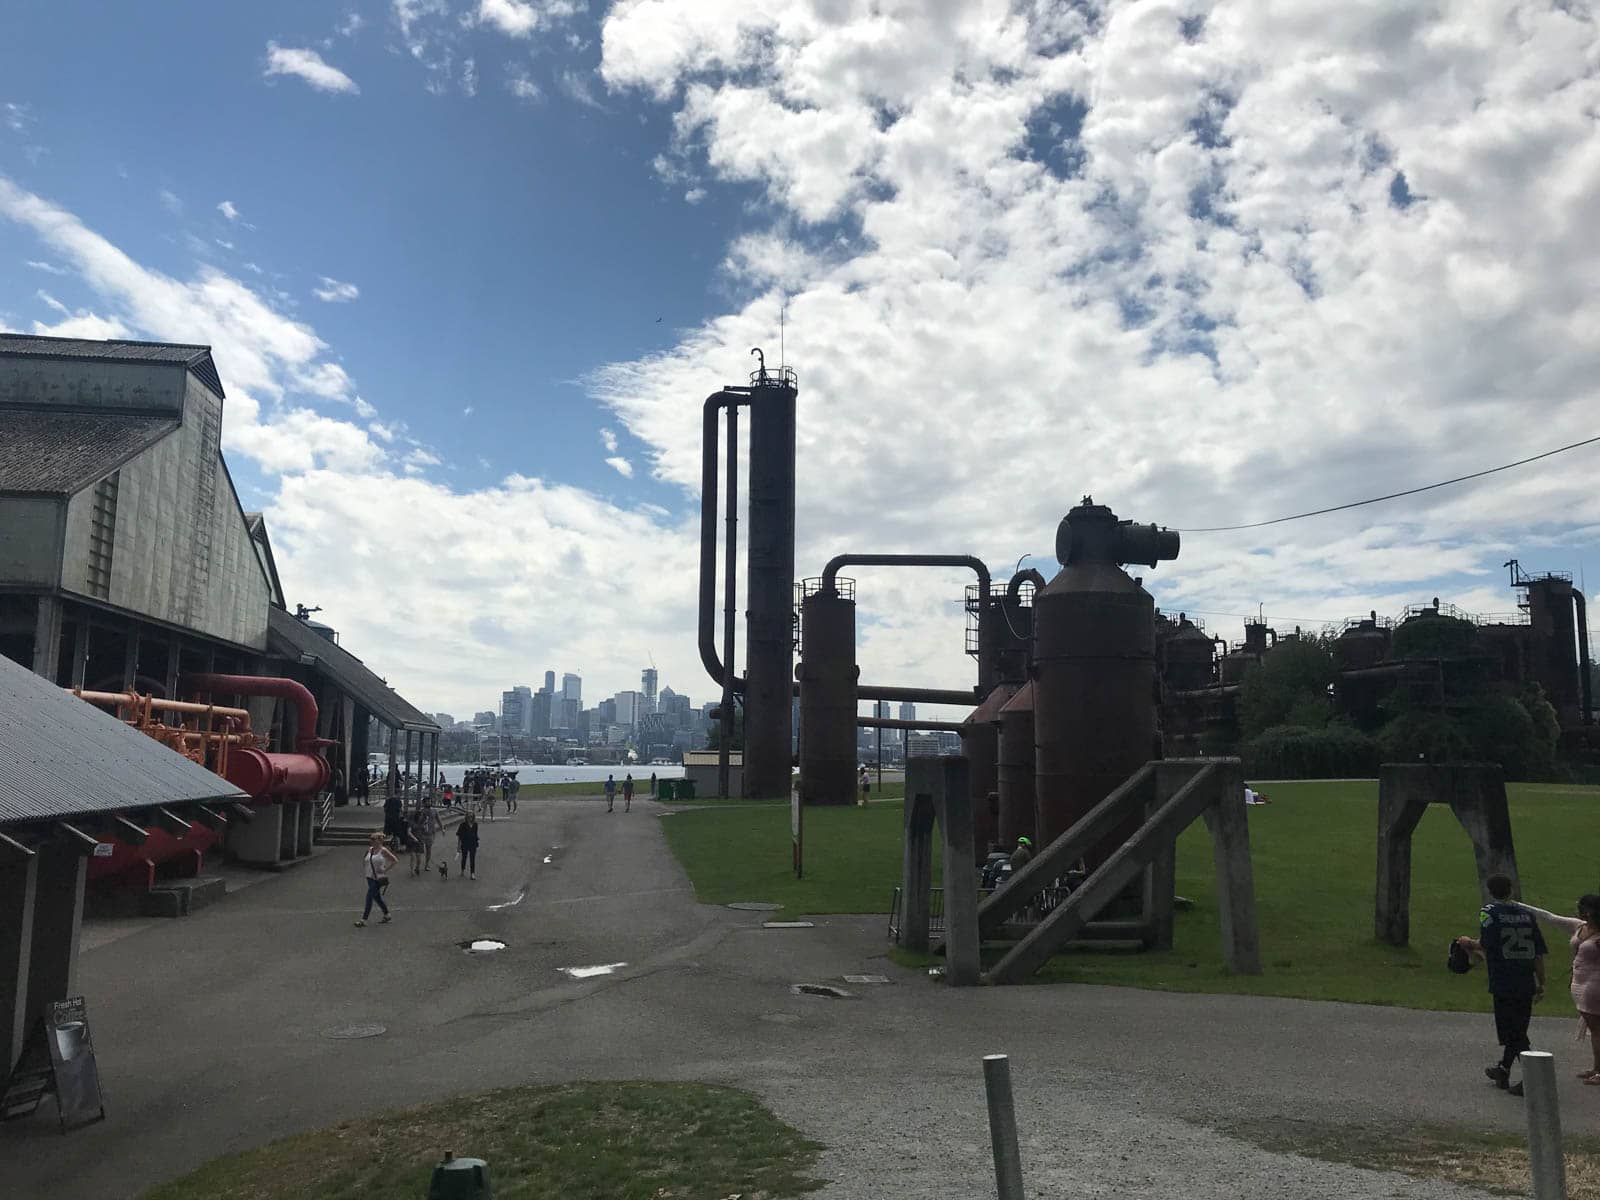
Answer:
[356, 832, 397, 927]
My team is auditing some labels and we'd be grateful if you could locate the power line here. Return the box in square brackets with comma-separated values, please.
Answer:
[1178, 432, 1600, 534]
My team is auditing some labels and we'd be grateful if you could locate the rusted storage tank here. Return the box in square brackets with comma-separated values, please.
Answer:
[962, 681, 1019, 858]
[996, 681, 1035, 848]
[1033, 498, 1178, 853]
[1160, 613, 1214, 691]
[976, 575, 1036, 691]
[1334, 612, 1390, 671]
[797, 582, 858, 806]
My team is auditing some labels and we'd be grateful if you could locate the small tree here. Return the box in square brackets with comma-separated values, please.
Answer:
[1237, 636, 1338, 742]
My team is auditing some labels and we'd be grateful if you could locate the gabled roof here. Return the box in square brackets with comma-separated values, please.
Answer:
[0, 653, 246, 825]
[267, 607, 438, 733]
[0, 408, 180, 495]
[244, 513, 286, 608]
[0, 333, 225, 399]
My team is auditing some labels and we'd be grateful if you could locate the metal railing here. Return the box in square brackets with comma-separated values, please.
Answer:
[889, 880, 1076, 940]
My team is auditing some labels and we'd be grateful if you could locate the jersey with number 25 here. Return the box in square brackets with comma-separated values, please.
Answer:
[1479, 901, 1547, 997]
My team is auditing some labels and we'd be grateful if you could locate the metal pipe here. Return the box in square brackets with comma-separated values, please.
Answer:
[72, 689, 252, 728]
[982, 1055, 1025, 1200]
[1520, 1051, 1567, 1199]
[857, 717, 967, 732]
[1576, 590, 1593, 725]
[858, 683, 977, 706]
[698, 391, 746, 693]
[720, 401, 739, 799]
[1006, 568, 1046, 602]
[185, 673, 322, 755]
[821, 553, 990, 599]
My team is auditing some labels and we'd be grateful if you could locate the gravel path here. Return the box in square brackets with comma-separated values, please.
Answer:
[2, 797, 1571, 1198]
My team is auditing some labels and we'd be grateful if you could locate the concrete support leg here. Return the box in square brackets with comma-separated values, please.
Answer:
[120, 626, 140, 692]
[1375, 766, 1431, 946]
[900, 780, 936, 954]
[1447, 764, 1518, 900]
[23, 845, 86, 1035]
[278, 802, 297, 861]
[30, 596, 62, 681]
[0, 855, 39, 1072]
[227, 804, 283, 867]
[69, 618, 89, 689]
[296, 800, 314, 858]
[937, 757, 981, 987]
[1199, 760, 1260, 975]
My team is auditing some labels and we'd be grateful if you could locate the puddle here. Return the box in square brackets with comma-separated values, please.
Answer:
[790, 983, 852, 999]
[558, 962, 627, 979]
[726, 902, 782, 912]
[763, 920, 814, 929]
[322, 1023, 386, 1039]
[542, 855, 553, 864]
[458, 939, 507, 954]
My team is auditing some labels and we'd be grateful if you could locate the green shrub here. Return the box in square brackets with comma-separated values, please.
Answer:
[1238, 638, 1337, 741]
[1390, 613, 1478, 660]
[1242, 723, 1381, 779]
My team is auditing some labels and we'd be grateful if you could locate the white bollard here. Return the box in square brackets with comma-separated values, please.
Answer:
[983, 1054, 1024, 1200]
[1520, 1050, 1567, 1200]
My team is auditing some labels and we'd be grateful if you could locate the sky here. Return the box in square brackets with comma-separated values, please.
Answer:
[2, 0, 1598, 723]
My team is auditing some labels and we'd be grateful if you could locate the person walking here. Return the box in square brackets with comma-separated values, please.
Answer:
[404, 808, 426, 876]
[456, 811, 480, 880]
[604, 774, 617, 813]
[858, 766, 870, 807]
[650, 771, 658, 800]
[623, 773, 635, 813]
[1518, 893, 1600, 1081]
[383, 789, 403, 840]
[355, 833, 397, 927]
[507, 772, 520, 814]
[1455, 873, 1548, 1096]
[416, 799, 443, 873]
[483, 777, 497, 821]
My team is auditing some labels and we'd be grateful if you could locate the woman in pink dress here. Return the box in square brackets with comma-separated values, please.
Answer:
[1521, 894, 1600, 1081]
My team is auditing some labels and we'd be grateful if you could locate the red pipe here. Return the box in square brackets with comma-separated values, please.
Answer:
[185, 673, 323, 754]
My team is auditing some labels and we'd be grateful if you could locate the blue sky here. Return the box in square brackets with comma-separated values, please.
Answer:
[3, 2, 1597, 718]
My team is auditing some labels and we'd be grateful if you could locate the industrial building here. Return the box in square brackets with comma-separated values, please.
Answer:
[0, 333, 438, 872]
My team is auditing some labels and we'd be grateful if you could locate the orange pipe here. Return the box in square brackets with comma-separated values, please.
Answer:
[72, 689, 252, 730]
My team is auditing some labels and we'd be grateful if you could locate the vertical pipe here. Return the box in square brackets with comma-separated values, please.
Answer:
[720, 403, 739, 799]
[1575, 591, 1592, 725]
[982, 1055, 1025, 1200]
[1520, 1051, 1566, 1199]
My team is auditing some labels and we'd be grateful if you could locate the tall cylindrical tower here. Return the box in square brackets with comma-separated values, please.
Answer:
[798, 581, 858, 806]
[743, 370, 798, 798]
[1032, 498, 1177, 854]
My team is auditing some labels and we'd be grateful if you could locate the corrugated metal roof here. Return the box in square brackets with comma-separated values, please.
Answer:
[267, 607, 439, 732]
[0, 409, 179, 495]
[0, 653, 246, 825]
[0, 333, 225, 399]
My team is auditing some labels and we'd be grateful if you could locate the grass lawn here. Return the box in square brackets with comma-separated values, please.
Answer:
[140, 1082, 822, 1200]
[661, 780, 1600, 1012]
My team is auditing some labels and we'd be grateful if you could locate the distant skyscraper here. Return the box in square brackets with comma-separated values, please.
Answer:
[562, 673, 581, 703]
[502, 686, 533, 735]
[544, 670, 556, 694]
[898, 701, 916, 722]
[642, 667, 658, 702]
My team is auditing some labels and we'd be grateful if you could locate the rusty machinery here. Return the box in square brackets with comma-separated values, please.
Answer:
[1033, 497, 1178, 855]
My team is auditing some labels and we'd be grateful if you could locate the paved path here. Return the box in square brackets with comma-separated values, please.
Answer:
[0, 797, 1581, 1198]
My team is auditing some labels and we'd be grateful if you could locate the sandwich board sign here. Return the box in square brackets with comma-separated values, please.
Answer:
[1, 996, 105, 1130]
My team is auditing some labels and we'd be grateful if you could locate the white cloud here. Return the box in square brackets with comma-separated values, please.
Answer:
[158, 189, 182, 215]
[684, 187, 705, 204]
[217, 200, 241, 221]
[600, 427, 619, 452]
[605, 455, 634, 478]
[476, 0, 577, 39]
[461, 57, 479, 97]
[507, 69, 542, 101]
[337, 12, 365, 38]
[313, 276, 360, 303]
[263, 42, 360, 94]
[215, 238, 234, 250]
[3, 102, 30, 133]
[25, 259, 66, 275]
[557, 69, 606, 111]
[462, 405, 475, 416]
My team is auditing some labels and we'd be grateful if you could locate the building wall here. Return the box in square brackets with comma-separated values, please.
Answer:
[0, 497, 64, 585]
[60, 375, 269, 649]
[0, 357, 184, 413]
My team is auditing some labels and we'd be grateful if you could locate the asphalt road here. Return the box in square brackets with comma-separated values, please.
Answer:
[0, 797, 1583, 1198]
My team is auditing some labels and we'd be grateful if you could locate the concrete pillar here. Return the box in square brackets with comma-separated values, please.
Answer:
[278, 802, 297, 861]
[227, 804, 284, 867]
[936, 756, 981, 987]
[120, 626, 140, 692]
[899, 788, 936, 954]
[296, 800, 314, 857]
[1199, 759, 1259, 975]
[0, 855, 39, 1072]
[68, 618, 89, 689]
[30, 596, 62, 681]
[23, 845, 85, 1036]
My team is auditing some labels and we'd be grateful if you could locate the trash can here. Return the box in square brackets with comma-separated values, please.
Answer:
[676, 778, 696, 800]
[429, 1153, 493, 1199]
[657, 780, 676, 801]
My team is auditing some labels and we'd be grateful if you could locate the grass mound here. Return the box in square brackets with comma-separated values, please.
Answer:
[141, 1081, 823, 1200]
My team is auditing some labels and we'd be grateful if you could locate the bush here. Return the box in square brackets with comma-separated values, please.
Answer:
[1243, 723, 1381, 779]
[1390, 613, 1478, 660]
[1237, 638, 1338, 742]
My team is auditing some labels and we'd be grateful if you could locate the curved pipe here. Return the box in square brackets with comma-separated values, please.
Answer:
[185, 673, 322, 754]
[1577, 590, 1593, 725]
[699, 390, 747, 693]
[821, 553, 990, 599]
[1006, 568, 1047, 602]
